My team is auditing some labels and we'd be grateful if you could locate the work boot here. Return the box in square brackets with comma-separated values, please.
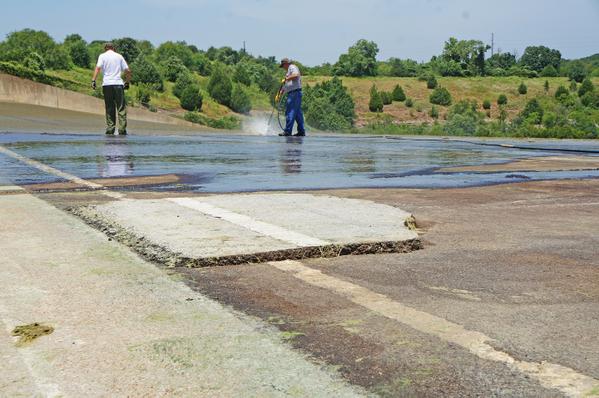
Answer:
[105, 130, 116, 135]
[279, 132, 292, 136]
[293, 132, 306, 137]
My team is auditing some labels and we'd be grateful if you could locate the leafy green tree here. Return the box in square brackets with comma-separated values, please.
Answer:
[368, 85, 384, 112]
[229, 84, 251, 114]
[233, 61, 252, 86]
[567, 60, 587, 83]
[113, 37, 140, 63]
[497, 94, 508, 105]
[162, 56, 188, 82]
[155, 41, 194, 68]
[334, 39, 379, 77]
[392, 85, 406, 102]
[520, 46, 562, 72]
[173, 71, 195, 99]
[429, 87, 452, 106]
[429, 105, 439, 119]
[440, 37, 489, 76]
[208, 65, 233, 106]
[431, 58, 464, 77]
[67, 40, 90, 68]
[486, 52, 516, 70]
[426, 75, 438, 89]
[520, 98, 544, 124]
[131, 55, 163, 91]
[303, 77, 355, 130]
[191, 52, 211, 75]
[387, 58, 420, 77]
[518, 82, 528, 95]
[23, 52, 45, 71]
[539, 65, 558, 77]
[179, 85, 203, 111]
[578, 78, 595, 97]
[44, 46, 72, 70]
[570, 81, 578, 92]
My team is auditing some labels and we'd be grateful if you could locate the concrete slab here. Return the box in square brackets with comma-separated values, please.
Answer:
[0, 193, 365, 397]
[77, 193, 420, 267]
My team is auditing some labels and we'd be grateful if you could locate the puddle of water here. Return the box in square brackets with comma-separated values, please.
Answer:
[1, 132, 598, 192]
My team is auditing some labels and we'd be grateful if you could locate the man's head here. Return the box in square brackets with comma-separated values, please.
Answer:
[279, 58, 291, 70]
[104, 42, 115, 52]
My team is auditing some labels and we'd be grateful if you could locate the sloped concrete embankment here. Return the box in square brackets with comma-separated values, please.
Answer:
[0, 73, 193, 127]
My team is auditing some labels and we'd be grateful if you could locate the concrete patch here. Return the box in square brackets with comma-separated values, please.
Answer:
[70, 194, 421, 267]
[70, 194, 420, 267]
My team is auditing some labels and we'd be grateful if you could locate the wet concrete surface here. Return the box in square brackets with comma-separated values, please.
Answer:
[2, 132, 599, 192]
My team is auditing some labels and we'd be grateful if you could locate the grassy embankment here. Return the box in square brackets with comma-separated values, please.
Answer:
[46, 67, 271, 120]
[304, 75, 599, 127]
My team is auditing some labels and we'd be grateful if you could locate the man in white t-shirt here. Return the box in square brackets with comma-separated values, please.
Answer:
[92, 43, 131, 135]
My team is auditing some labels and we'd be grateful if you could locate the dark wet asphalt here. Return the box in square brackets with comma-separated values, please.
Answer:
[1, 132, 599, 192]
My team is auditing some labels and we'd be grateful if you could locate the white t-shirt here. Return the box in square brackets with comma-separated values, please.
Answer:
[96, 50, 129, 86]
[284, 64, 302, 93]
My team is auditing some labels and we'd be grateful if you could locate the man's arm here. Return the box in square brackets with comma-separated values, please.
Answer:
[92, 67, 101, 82]
[124, 68, 131, 83]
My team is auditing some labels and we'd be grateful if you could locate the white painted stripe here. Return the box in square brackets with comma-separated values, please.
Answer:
[168, 197, 328, 247]
[271, 260, 599, 398]
[0, 145, 124, 199]
[0, 185, 25, 192]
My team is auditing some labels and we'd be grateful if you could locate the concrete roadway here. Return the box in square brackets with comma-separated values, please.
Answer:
[1, 105, 599, 397]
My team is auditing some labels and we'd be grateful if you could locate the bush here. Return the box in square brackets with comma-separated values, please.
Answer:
[23, 52, 45, 71]
[542, 112, 557, 128]
[429, 87, 452, 106]
[520, 98, 543, 124]
[208, 65, 233, 106]
[162, 56, 188, 82]
[233, 62, 252, 86]
[392, 85, 406, 102]
[131, 55, 163, 91]
[444, 100, 483, 136]
[429, 105, 439, 119]
[497, 94, 508, 105]
[179, 85, 203, 111]
[544, 80, 550, 93]
[482, 99, 491, 110]
[581, 92, 599, 108]
[0, 61, 76, 89]
[303, 77, 355, 130]
[172, 71, 195, 99]
[368, 85, 384, 112]
[578, 78, 595, 97]
[405, 98, 414, 108]
[426, 75, 438, 89]
[518, 82, 528, 95]
[555, 85, 569, 99]
[570, 81, 578, 92]
[229, 84, 251, 114]
[380, 91, 392, 105]
[539, 65, 558, 77]
[136, 84, 152, 107]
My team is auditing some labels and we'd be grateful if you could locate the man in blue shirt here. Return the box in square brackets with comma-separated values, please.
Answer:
[279, 58, 306, 137]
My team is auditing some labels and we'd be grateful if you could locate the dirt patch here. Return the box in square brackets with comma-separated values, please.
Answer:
[68, 205, 422, 268]
[12, 323, 54, 347]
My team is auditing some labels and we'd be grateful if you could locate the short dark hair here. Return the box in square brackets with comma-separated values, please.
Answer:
[104, 42, 115, 51]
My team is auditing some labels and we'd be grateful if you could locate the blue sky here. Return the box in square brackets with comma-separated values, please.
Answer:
[1, 0, 598, 65]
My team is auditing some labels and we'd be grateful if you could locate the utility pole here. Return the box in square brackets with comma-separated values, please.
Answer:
[243, 41, 246, 54]
[491, 33, 494, 57]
